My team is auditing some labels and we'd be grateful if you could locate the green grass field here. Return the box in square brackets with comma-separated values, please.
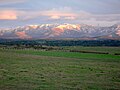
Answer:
[0, 47, 120, 90]
[63, 46, 120, 54]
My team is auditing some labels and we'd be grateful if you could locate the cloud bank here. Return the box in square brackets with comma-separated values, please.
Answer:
[0, 0, 120, 27]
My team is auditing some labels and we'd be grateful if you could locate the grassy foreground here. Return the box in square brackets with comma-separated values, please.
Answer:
[0, 48, 120, 90]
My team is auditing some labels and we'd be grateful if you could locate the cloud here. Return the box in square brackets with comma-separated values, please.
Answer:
[93, 14, 120, 21]
[1, 8, 120, 22]
[0, 0, 27, 4]
[14, 7, 78, 20]
[0, 7, 120, 27]
[0, 10, 17, 20]
[50, 16, 60, 19]
[17, 8, 120, 23]
[64, 16, 76, 20]
[41, 7, 77, 18]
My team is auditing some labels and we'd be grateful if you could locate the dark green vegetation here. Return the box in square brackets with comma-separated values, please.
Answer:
[0, 46, 120, 90]
[0, 39, 120, 46]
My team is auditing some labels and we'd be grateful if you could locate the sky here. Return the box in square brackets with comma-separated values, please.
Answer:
[0, 0, 120, 28]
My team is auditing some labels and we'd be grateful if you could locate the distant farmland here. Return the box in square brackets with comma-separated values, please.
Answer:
[0, 47, 120, 90]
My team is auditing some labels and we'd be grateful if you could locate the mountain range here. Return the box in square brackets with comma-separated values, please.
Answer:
[0, 24, 120, 40]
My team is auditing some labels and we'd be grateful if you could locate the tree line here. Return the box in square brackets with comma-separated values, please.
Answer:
[0, 39, 120, 47]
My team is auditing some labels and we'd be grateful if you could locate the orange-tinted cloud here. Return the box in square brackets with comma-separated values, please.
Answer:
[41, 7, 78, 20]
[50, 15, 60, 19]
[16, 31, 31, 39]
[0, 10, 17, 20]
[42, 11, 77, 17]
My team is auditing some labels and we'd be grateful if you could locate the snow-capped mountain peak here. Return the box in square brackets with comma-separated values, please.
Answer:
[0, 23, 120, 40]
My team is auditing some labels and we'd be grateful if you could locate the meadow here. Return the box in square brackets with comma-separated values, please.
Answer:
[0, 47, 120, 90]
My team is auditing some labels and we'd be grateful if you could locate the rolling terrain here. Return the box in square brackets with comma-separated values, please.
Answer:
[0, 24, 120, 40]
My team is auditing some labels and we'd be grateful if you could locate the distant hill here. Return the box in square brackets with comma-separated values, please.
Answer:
[0, 24, 120, 40]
